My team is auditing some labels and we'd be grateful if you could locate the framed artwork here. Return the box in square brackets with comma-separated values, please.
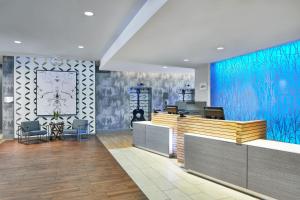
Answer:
[36, 70, 77, 116]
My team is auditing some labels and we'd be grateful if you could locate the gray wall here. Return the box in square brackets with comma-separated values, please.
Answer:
[2, 56, 14, 139]
[0, 64, 2, 132]
[195, 64, 210, 105]
[96, 71, 195, 131]
[1, 57, 195, 135]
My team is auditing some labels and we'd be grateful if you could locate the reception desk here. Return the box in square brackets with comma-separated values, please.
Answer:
[185, 134, 300, 200]
[133, 113, 300, 199]
[152, 113, 266, 163]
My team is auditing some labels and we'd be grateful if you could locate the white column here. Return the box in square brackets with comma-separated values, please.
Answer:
[194, 64, 210, 106]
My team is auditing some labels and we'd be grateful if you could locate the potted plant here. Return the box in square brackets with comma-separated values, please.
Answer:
[53, 111, 60, 123]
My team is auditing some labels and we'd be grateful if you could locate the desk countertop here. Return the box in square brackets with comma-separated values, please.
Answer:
[133, 121, 171, 128]
[184, 133, 300, 154]
[184, 133, 236, 143]
[153, 112, 266, 124]
[245, 139, 300, 154]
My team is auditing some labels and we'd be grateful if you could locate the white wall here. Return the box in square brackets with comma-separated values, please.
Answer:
[195, 64, 210, 106]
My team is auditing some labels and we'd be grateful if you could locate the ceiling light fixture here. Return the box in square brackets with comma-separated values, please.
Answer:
[162, 66, 168, 69]
[78, 45, 84, 49]
[14, 40, 22, 44]
[217, 46, 225, 50]
[84, 11, 94, 16]
[183, 59, 190, 62]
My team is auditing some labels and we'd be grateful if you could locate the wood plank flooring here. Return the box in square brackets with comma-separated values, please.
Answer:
[97, 131, 133, 149]
[0, 136, 147, 200]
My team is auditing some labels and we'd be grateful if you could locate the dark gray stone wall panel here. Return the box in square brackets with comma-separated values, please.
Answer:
[0, 64, 2, 131]
[2, 56, 14, 138]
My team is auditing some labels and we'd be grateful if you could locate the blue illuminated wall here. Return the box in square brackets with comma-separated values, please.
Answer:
[211, 40, 300, 144]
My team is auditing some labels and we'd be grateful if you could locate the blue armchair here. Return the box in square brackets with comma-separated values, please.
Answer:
[63, 119, 90, 141]
[17, 121, 48, 144]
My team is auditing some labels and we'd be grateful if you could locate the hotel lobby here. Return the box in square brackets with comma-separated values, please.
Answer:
[0, 0, 299, 200]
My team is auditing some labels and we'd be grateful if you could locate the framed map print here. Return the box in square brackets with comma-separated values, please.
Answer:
[36, 70, 77, 115]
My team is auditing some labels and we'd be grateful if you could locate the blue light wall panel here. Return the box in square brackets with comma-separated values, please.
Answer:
[211, 41, 300, 144]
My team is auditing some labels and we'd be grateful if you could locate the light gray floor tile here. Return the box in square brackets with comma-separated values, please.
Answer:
[109, 147, 257, 200]
[164, 189, 191, 200]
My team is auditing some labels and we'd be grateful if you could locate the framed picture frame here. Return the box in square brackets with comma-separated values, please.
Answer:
[36, 70, 77, 116]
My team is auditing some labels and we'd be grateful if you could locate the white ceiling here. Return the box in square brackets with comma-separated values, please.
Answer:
[111, 0, 300, 68]
[1, 0, 299, 71]
[0, 0, 146, 60]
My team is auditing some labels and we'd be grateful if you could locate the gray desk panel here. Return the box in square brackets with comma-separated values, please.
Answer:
[132, 122, 146, 147]
[133, 122, 172, 156]
[184, 134, 247, 188]
[146, 125, 170, 155]
[248, 146, 300, 200]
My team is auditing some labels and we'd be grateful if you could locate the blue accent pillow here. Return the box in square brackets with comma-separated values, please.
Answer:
[78, 130, 87, 134]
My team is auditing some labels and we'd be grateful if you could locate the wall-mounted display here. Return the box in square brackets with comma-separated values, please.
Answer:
[36, 70, 77, 115]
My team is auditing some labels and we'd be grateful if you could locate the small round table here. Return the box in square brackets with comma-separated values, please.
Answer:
[49, 122, 64, 140]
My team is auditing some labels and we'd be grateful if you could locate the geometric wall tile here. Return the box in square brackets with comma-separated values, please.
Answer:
[14, 56, 95, 137]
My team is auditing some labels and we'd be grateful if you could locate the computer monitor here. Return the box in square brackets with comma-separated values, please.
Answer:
[166, 105, 178, 114]
[204, 107, 225, 120]
[175, 101, 207, 115]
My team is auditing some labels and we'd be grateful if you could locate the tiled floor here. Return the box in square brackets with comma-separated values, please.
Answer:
[110, 147, 259, 200]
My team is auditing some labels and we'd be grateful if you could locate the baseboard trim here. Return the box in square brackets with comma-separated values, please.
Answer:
[133, 145, 172, 158]
[187, 169, 275, 200]
[96, 129, 132, 134]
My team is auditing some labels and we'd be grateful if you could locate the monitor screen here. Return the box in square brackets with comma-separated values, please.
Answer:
[204, 107, 225, 120]
[166, 105, 178, 114]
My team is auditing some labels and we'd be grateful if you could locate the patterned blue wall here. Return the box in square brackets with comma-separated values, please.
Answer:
[211, 40, 300, 144]
[96, 71, 194, 131]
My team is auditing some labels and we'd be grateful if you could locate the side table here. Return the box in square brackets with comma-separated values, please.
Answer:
[49, 122, 64, 140]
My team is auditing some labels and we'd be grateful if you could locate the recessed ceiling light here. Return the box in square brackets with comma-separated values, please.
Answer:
[14, 40, 22, 44]
[78, 45, 84, 49]
[217, 46, 224, 50]
[183, 59, 190, 62]
[162, 66, 168, 69]
[84, 11, 94, 16]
